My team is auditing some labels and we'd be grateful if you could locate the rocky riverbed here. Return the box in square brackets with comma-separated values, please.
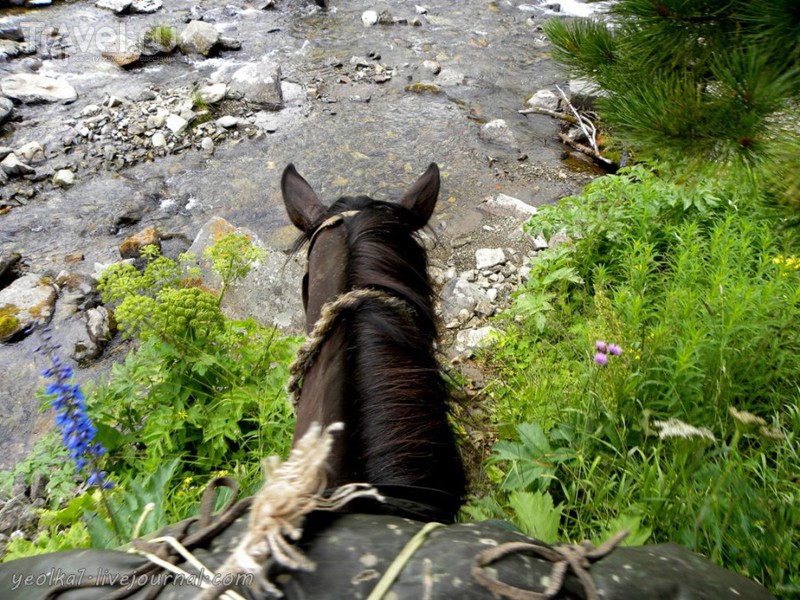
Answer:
[0, 0, 605, 470]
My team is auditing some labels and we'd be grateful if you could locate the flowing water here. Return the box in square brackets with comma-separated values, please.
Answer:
[0, 0, 603, 467]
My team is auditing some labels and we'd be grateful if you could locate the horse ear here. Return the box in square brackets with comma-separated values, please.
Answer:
[398, 163, 440, 228]
[282, 164, 326, 232]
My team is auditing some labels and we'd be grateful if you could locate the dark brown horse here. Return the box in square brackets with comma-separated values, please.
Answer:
[281, 163, 466, 523]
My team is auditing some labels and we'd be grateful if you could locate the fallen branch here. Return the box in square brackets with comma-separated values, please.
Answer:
[558, 133, 618, 171]
[518, 106, 580, 125]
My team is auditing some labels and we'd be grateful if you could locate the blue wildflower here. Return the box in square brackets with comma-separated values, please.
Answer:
[36, 331, 113, 490]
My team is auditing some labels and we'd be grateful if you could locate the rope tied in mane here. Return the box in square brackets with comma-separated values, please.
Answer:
[286, 288, 415, 408]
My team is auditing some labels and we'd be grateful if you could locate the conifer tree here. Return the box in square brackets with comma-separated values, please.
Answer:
[544, 1, 800, 205]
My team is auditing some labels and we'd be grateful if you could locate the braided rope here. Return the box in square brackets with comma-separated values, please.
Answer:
[287, 288, 414, 408]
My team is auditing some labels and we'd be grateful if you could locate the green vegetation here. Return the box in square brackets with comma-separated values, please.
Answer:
[464, 169, 799, 597]
[1, 234, 299, 558]
[544, 0, 800, 207]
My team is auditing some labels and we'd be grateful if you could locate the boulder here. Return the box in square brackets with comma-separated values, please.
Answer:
[186, 217, 305, 332]
[228, 62, 283, 110]
[118, 227, 161, 259]
[0, 153, 34, 177]
[0, 274, 57, 342]
[0, 73, 77, 104]
[197, 83, 227, 104]
[0, 97, 12, 125]
[439, 277, 486, 325]
[131, 0, 162, 13]
[95, 0, 131, 14]
[179, 21, 220, 57]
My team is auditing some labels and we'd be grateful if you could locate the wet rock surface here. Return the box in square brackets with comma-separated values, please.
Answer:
[0, 0, 605, 468]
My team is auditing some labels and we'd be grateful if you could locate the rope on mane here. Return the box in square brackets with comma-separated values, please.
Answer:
[194, 422, 384, 599]
[286, 288, 414, 408]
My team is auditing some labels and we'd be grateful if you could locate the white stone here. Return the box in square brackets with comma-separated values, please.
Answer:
[362, 10, 379, 26]
[197, 83, 227, 104]
[216, 115, 239, 128]
[53, 169, 75, 187]
[131, 0, 162, 13]
[165, 114, 188, 135]
[1, 153, 34, 176]
[200, 137, 214, 154]
[229, 62, 283, 110]
[1, 73, 77, 104]
[526, 89, 559, 111]
[15, 141, 45, 163]
[179, 21, 220, 57]
[96, 0, 131, 13]
[483, 193, 537, 218]
[151, 132, 167, 147]
[454, 326, 501, 354]
[475, 248, 506, 270]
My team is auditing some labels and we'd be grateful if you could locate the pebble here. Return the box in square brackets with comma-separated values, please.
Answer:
[165, 114, 188, 135]
[52, 169, 75, 187]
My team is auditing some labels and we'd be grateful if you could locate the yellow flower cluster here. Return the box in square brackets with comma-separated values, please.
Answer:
[772, 255, 800, 270]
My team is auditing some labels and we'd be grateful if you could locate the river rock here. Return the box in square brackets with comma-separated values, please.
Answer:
[228, 62, 283, 110]
[569, 78, 604, 110]
[55, 272, 99, 311]
[95, 0, 131, 14]
[165, 114, 188, 135]
[0, 24, 24, 42]
[421, 59, 441, 75]
[478, 119, 519, 151]
[216, 115, 239, 128]
[197, 83, 227, 104]
[101, 42, 141, 68]
[186, 217, 305, 332]
[454, 325, 500, 355]
[118, 227, 161, 259]
[439, 277, 487, 325]
[0, 73, 77, 104]
[1, 153, 34, 177]
[0, 97, 12, 124]
[15, 142, 45, 164]
[53, 169, 75, 187]
[483, 193, 538, 219]
[362, 10, 379, 26]
[0, 274, 57, 342]
[131, 0, 162, 13]
[151, 132, 167, 147]
[179, 21, 220, 57]
[526, 89, 559, 111]
[476, 248, 506, 270]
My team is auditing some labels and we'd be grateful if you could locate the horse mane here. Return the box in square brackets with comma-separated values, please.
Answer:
[293, 195, 466, 515]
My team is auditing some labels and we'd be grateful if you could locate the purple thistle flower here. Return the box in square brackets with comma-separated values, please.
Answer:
[594, 352, 608, 366]
[595, 340, 608, 353]
[608, 344, 623, 356]
[36, 330, 112, 490]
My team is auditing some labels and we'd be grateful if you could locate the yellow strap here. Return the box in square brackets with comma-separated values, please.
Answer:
[366, 521, 446, 600]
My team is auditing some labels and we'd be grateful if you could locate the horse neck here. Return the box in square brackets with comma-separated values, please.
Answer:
[295, 210, 465, 517]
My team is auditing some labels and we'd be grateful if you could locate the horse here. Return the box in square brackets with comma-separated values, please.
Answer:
[281, 162, 466, 524]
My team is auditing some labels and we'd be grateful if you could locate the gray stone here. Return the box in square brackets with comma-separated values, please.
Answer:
[0, 97, 13, 125]
[179, 21, 220, 57]
[165, 114, 188, 135]
[52, 169, 75, 187]
[200, 136, 214, 154]
[475, 248, 506, 270]
[421, 59, 441, 75]
[151, 132, 167, 147]
[454, 326, 501, 355]
[251, 111, 279, 132]
[0, 24, 24, 42]
[229, 62, 283, 110]
[95, 0, 131, 13]
[197, 83, 227, 104]
[216, 115, 239, 129]
[478, 119, 519, 150]
[1, 153, 34, 177]
[186, 217, 305, 332]
[15, 141, 44, 163]
[526, 89, 559, 111]
[0, 73, 77, 104]
[0, 274, 57, 342]
[439, 277, 486, 324]
[101, 38, 141, 68]
[483, 193, 538, 219]
[131, 0, 162, 13]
